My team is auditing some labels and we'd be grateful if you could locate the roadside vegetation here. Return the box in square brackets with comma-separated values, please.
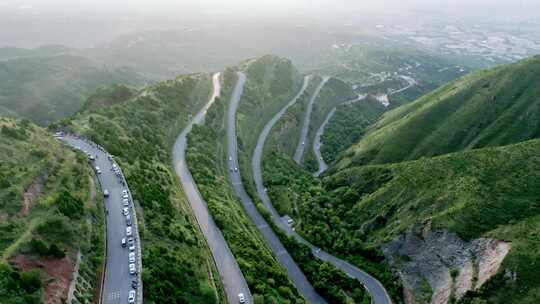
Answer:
[266, 75, 323, 158]
[236, 55, 303, 192]
[186, 69, 305, 303]
[53, 74, 226, 303]
[302, 77, 356, 172]
[234, 57, 375, 303]
[0, 117, 104, 303]
[261, 151, 402, 302]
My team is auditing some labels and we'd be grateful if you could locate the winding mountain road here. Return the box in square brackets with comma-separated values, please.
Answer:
[59, 136, 143, 304]
[312, 94, 367, 177]
[252, 91, 393, 304]
[293, 76, 329, 164]
[228, 72, 327, 304]
[172, 73, 251, 304]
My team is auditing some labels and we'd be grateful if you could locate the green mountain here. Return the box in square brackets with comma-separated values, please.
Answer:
[0, 117, 104, 303]
[0, 45, 72, 61]
[301, 139, 540, 304]
[336, 55, 540, 169]
[290, 56, 540, 303]
[0, 54, 146, 125]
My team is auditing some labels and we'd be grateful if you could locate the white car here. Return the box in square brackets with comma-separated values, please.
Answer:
[95, 166, 101, 174]
[126, 226, 132, 237]
[234, 167, 238, 172]
[238, 293, 246, 303]
[128, 290, 136, 303]
[128, 237, 135, 251]
[129, 263, 137, 275]
[129, 252, 136, 263]
[123, 207, 129, 216]
[123, 193, 129, 200]
[123, 199, 130, 206]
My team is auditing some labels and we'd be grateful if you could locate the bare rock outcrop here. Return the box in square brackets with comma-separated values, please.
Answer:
[382, 227, 510, 304]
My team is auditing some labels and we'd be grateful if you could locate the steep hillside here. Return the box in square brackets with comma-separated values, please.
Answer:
[301, 139, 540, 304]
[56, 74, 227, 303]
[321, 97, 386, 164]
[0, 54, 146, 125]
[336, 55, 540, 169]
[236, 55, 303, 190]
[0, 118, 104, 303]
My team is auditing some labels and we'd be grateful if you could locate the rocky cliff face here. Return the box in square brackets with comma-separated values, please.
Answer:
[382, 225, 510, 304]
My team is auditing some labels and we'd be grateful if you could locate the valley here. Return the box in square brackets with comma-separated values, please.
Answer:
[1, 4, 540, 303]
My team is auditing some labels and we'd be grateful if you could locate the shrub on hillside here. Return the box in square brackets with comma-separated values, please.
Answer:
[56, 190, 84, 219]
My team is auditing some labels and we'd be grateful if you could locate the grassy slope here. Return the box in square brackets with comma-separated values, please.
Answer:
[301, 139, 540, 304]
[0, 117, 104, 303]
[0, 54, 146, 125]
[186, 69, 305, 303]
[321, 98, 386, 164]
[56, 74, 226, 303]
[337, 55, 540, 169]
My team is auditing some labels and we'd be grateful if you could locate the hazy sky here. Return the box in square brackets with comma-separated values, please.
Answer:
[1, 0, 539, 48]
[2, 0, 540, 17]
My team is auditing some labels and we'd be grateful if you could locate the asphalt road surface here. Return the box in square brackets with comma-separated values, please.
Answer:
[312, 94, 367, 177]
[172, 72, 252, 304]
[228, 72, 327, 304]
[252, 92, 393, 304]
[293, 76, 330, 164]
[59, 136, 142, 304]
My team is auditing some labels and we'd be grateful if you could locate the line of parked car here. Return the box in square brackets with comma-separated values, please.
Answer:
[90, 146, 139, 303]
[56, 132, 140, 303]
[107, 169, 139, 302]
